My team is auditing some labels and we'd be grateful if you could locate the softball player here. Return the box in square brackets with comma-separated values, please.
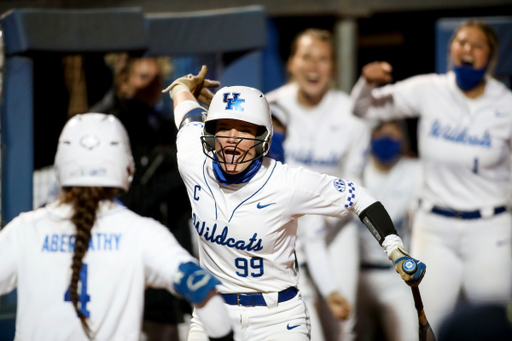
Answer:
[266, 29, 370, 341]
[164, 66, 426, 341]
[351, 20, 512, 334]
[355, 121, 419, 341]
[0, 114, 233, 341]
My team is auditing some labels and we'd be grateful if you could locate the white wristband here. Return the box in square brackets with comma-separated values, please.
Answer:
[381, 234, 405, 260]
[170, 83, 190, 100]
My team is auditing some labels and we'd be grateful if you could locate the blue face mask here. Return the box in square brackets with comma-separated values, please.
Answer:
[453, 65, 487, 91]
[371, 136, 402, 164]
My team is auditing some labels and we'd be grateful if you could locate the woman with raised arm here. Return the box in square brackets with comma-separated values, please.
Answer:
[164, 66, 426, 341]
[351, 20, 512, 334]
[266, 29, 370, 341]
[0, 113, 233, 341]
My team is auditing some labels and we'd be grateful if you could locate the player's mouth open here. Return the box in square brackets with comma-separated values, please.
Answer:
[223, 148, 244, 164]
[305, 73, 320, 84]
[460, 56, 475, 67]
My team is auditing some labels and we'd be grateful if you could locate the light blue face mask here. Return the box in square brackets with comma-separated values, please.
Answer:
[371, 136, 402, 164]
[453, 64, 487, 91]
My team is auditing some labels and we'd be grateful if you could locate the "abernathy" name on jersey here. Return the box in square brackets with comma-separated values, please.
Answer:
[41, 233, 122, 252]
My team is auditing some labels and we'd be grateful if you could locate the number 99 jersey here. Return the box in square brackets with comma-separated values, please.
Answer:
[177, 122, 376, 294]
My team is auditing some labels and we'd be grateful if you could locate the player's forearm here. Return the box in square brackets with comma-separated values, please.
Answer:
[351, 187, 408, 258]
[195, 293, 234, 340]
[350, 76, 395, 120]
[304, 237, 338, 297]
[174, 90, 197, 109]
[357, 200, 409, 262]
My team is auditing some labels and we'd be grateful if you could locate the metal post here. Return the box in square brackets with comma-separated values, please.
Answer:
[335, 18, 357, 93]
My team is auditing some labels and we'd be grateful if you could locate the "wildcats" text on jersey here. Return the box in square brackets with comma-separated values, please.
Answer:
[192, 213, 263, 251]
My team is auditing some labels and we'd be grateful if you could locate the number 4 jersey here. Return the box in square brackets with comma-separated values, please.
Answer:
[0, 201, 195, 341]
[177, 122, 378, 294]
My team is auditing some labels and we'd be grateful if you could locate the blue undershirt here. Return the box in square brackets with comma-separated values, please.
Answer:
[212, 155, 262, 185]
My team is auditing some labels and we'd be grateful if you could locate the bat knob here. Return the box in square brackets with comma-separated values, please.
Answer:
[402, 259, 417, 274]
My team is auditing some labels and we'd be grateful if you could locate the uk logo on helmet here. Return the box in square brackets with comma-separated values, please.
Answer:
[223, 93, 245, 112]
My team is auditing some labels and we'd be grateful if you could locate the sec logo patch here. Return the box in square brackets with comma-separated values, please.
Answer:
[333, 179, 346, 192]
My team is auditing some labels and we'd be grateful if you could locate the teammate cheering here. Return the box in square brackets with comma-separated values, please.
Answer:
[266, 29, 370, 341]
[164, 66, 426, 341]
[0, 114, 233, 341]
[351, 20, 512, 334]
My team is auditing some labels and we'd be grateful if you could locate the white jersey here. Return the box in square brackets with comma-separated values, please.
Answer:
[176, 122, 376, 294]
[0, 201, 195, 341]
[352, 72, 512, 211]
[266, 83, 370, 299]
[267, 83, 369, 179]
[359, 158, 420, 266]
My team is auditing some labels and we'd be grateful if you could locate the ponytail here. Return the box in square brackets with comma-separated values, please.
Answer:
[61, 187, 117, 339]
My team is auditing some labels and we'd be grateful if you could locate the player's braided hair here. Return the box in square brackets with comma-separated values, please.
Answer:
[61, 186, 117, 339]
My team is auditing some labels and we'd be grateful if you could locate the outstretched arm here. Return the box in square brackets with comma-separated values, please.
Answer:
[288, 170, 426, 287]
[173, 262, 234, 341]
[351, 61, 422, 120]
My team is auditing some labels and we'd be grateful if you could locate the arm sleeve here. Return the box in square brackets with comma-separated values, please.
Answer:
[194, 295, 233, 338]
[351, 75, 426, 120]
[299, 216, 338, 297]
[142, 220, 197, 295]
[0, 223, 19, 294]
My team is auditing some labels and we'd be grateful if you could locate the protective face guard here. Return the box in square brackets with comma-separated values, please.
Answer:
[200, 135, 265, 165]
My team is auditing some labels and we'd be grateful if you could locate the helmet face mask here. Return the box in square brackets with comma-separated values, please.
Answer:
[54, 113, 135, 191]
[201, 86, 273, 166]
[201, 133, 266, 165]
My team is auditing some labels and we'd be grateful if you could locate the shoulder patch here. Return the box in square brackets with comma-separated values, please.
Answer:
[333, 179, 346, 192]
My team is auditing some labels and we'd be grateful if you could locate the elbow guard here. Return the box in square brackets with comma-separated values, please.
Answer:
[173, 262, 221, 305]
[179, 107, 206, 130]
[359, 201, 398, 245]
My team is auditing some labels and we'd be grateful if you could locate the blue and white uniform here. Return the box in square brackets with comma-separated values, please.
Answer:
[351, 72, 512, 334]
[266, 83, 370, 341]
[174, 99, 382, 341]
[0, 201, 196, 341]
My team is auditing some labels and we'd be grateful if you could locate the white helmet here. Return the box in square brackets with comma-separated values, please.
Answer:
[55, 113, 135, 190]
[201, 86, 273, 164]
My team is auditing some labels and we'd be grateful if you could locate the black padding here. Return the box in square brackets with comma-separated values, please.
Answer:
[1, 8, 148, 55]
[145, 6, 266, 55]
[209, 330, 234, 341]
[359, 201, 398, 245]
